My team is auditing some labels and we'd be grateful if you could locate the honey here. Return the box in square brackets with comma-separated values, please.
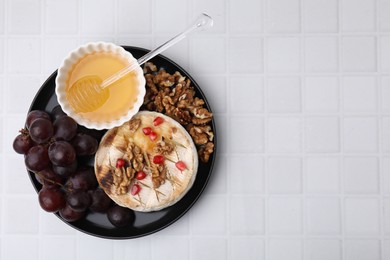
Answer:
[66, 52, 140, 123]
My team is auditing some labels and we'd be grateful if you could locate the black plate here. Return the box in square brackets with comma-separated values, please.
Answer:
[27, 46, 217, 239]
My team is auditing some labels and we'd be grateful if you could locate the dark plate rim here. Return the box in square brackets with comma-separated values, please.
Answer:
[26, 45, 217, 239]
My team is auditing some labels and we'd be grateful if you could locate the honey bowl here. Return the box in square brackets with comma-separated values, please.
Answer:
[55, 42, 146, 130]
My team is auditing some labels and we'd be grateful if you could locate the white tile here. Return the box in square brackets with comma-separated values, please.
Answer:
[380, 0, 390, 31]
[342, 37, 377, 72]
[230, 238, 265, 260]
[266, 37, 301, 72]
[305, 117, 339, 152]
[45, 0, 79, 34]
[190, 37, 226, 74]
[267, 77, 301, 112]
[341, 0, 376, 32]
[42, 237, 76, 260]
[3, 116, 26, 154]
[268, 157, 302, 193]
[268, 239, 303, 260]
[5, 155, 36, 195]
[306, 157, 340, 193]
[304, 77, 339, 112]
[344, 198, 380, 235]
[193, 0, 226, 34]
[152, 236, 188, 260]
[0, 1, 4, 33]
[8, 0, 41, 34]
[154, 0, 188, 33]
[303, 0, 338, 32]
[205, 155, 227, 195]
[344, 157, 379, 193]
[6, 76, 41, 113]
[80, 36, 115, 44]
[190, 195, 226, 235]
[229, 116, 264, 153]
[384, 240, 390, 260]
[229, 37, 263, 73]
[305, 240, 342, 260]
[267, 117, 302, 153]
[343, 117, 378, 152]
[381, 36, 390, 72]
[385, 119, 390, 151]
[116, 37, 153, 50]
[4, 196, 39, 234]
[82, 0, 114, 34]
[304, 37, 338, 72]
[382, 77, 390, 111]
[384, 157, 390, 194]
[384, 198, 390, 234]
[117, 0, 151, 34]
[229, 0, 263, 33]
[41, 211, 77, 235]
[268, 198, 302, 234]
[3, 237, 39, 260]
[306, 198, 341, 235]
[156, 213, 189, 236]
[196, 75, 226, 114]
[230, 76, 264, 113]
[215, 115, 227, 153]
[43, 37, 80, 74]
[345, 240, 381, 260]
[0, 39, 4, 73]
[8, 38, 41, 73]
[190, 238, 227, 260]
[343, 76, 377, 112]
[230, 155, 264, 194]
[154, 37, 189, 70]
[77, 237, 113, 260]
[230, 196, 265, 235]
[266, 0, 300, 33]
[122, 237, 151, 259]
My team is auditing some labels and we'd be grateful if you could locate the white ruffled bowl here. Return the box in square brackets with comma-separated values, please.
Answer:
[55, 42, 146, 130]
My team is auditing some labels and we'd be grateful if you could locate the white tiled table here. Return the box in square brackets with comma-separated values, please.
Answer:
[1, 0, 390, 259]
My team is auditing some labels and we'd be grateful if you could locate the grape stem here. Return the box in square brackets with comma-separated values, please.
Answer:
[35, 171, 73, 192]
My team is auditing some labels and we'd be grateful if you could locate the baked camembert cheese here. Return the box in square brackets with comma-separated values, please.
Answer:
[94, 111, 198, 212]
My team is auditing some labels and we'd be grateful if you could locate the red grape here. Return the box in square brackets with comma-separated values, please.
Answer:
[38, 186, 66, 212]
[35, 168, 64, 186]
[29, 118, 54, 144]
[71, 133, 98, 156]
[26, 110, 51, 129]
[51, 105, 67, 121]
[53, 116, 77, 141]
[13, 133, 33, 154]
[107, 205, 135, 227]
[67, 190, 91, 212]
[48, 141, 76, 166]
[59, 203, 85, 222]
[52, 160, 77, 178]
[89, 188, 112, 213]
[65, 167, 98, 191]
[25, 145, 50, 172]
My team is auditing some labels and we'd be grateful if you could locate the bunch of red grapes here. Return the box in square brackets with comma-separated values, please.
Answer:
[13, 106, 134, 227]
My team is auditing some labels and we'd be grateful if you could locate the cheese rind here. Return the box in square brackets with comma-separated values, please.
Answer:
[94, 111, 198, 212]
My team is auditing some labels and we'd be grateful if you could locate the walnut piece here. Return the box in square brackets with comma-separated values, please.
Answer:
[153, 139, 175, 155]
[142, 62, 215, 163]
[128, 118, 141, 133]
[198, 142, 214, 163]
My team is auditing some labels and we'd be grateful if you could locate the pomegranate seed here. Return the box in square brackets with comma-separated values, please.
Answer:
[116, 158, 125, 168]
[153, 116, 164, 126]
[175, 161, 187, 171]
[136, 171, 146, 180]
[131, 184, 141, 196]
[142, 127, 152, 135]
[153, 155, 165, 164]
[149, 131, 157, 141]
